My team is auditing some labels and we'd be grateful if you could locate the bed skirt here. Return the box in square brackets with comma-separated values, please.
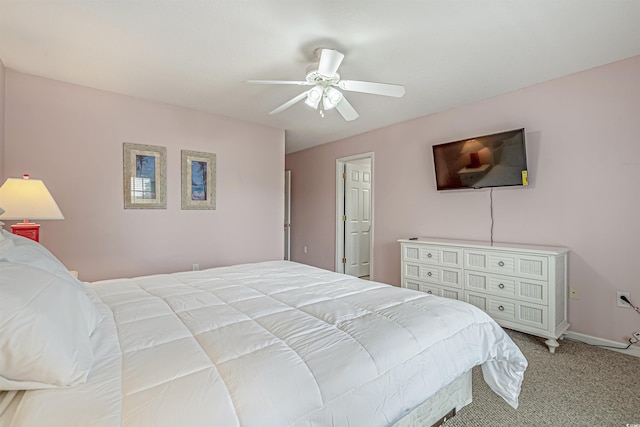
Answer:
[392, 370, 472, 427]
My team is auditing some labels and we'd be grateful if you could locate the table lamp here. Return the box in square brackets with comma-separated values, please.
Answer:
[0, 174, 64, 242]
[461, 139, 485, 169]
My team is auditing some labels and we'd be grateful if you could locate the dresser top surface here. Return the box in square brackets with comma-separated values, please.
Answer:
[398, 237, 570, 255]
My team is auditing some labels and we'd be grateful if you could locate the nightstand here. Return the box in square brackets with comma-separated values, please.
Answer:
[457, 164, 491, 187]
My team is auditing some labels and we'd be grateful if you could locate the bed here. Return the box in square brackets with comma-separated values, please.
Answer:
[0, 230, 527, 426]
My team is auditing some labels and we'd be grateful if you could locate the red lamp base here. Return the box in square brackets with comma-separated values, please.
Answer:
[11, 221, 40, 242]
[468, 152, 481, 169]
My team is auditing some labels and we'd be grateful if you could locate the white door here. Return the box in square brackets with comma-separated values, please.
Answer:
[344, 162, 371, 277]
[284, 170, 291, 260]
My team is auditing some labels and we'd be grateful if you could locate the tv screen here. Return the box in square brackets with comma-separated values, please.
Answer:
[432, 128, 528, 190]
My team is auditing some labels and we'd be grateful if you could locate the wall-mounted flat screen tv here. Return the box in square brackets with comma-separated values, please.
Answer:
[432, 128, 528, 191]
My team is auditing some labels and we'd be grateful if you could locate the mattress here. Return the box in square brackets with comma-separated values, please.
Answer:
[2, 261, 527, 426]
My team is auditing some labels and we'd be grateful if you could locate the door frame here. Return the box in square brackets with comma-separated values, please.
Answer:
[284, 170, 291, 260]
[335, 152, 374, 277]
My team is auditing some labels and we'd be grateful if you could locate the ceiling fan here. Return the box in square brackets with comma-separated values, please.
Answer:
[246, 48, 405, 121]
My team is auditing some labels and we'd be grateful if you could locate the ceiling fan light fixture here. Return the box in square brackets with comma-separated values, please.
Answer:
[323, 87, 343, 110]
[305, 86, 323, 109]
[247, 48, 405, 121]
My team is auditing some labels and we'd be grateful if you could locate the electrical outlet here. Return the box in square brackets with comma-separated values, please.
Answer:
[192, 264, 199, 271]
[569, 287, 579, 299]
[617, 292, 631, 308]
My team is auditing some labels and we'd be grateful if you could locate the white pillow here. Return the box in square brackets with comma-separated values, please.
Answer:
[0, 230, 77, 284]
[0, 232, 102, 335]
[0, 262, 95, 390]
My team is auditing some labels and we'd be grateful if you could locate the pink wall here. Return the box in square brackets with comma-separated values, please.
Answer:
[3, 70, 285, 281]
[285, 55, 640, 344]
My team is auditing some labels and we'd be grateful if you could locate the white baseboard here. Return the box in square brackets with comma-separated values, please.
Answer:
[564, 331, 640, 358]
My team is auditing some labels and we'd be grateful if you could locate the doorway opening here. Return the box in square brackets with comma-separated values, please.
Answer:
[335, 153, 374, 279]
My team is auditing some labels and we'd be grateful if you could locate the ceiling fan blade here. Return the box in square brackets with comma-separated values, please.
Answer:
[269, 91, 309, 115]
[317, 49, 344, 77]
[337, 80, 405, 97]
[335, 97, 359, 121]
[246, 80, 311, 86]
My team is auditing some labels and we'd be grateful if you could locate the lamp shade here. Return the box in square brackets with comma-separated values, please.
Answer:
[304, 86, 323, 109]
[461, 139, 485, 154]
[0, 175, 64, 220]
[322, 87, 343, 110]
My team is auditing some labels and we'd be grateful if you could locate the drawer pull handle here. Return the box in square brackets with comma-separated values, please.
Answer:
[498, 305, 505, 311]
[498, 261, 505, 267]
[427, 253, 432, 258]
[498, 283, 505, 289]
[427, 272, 433, 277]
[427, 290, 433, 294]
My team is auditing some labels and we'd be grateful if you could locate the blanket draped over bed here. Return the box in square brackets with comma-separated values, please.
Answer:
[2, 261, 527, 427]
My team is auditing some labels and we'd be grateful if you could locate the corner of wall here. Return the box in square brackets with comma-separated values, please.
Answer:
[0, 56, 5, 181]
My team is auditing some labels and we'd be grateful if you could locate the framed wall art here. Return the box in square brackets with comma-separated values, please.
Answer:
[181, 150, 216, 210]
[123, 142, 167, 209]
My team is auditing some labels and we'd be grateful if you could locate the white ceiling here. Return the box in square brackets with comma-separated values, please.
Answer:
[1, 1, 639, 153]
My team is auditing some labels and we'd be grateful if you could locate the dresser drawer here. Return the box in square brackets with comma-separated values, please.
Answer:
[402, 244, 462, 268]
[403, 279, 462, 300]
[464, 271, 548, 305]
[464, 249, 549, 281]
[403, 262, 463, 288]
[464, 291, 548, 331]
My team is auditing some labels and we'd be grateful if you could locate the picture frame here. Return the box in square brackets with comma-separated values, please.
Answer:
[181, 150, 216, 210]
[123, 142, 167, 209]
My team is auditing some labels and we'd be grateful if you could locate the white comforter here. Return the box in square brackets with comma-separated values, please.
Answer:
[3, 261, 527, 426]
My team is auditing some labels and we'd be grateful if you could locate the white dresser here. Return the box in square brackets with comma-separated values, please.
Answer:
[399, 237, 570, 352]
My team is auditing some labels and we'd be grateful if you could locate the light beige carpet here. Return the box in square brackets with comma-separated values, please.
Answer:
[445, 330, 640, 427]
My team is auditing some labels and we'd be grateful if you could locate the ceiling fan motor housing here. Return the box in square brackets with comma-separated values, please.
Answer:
[305, 68, 340, 85]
